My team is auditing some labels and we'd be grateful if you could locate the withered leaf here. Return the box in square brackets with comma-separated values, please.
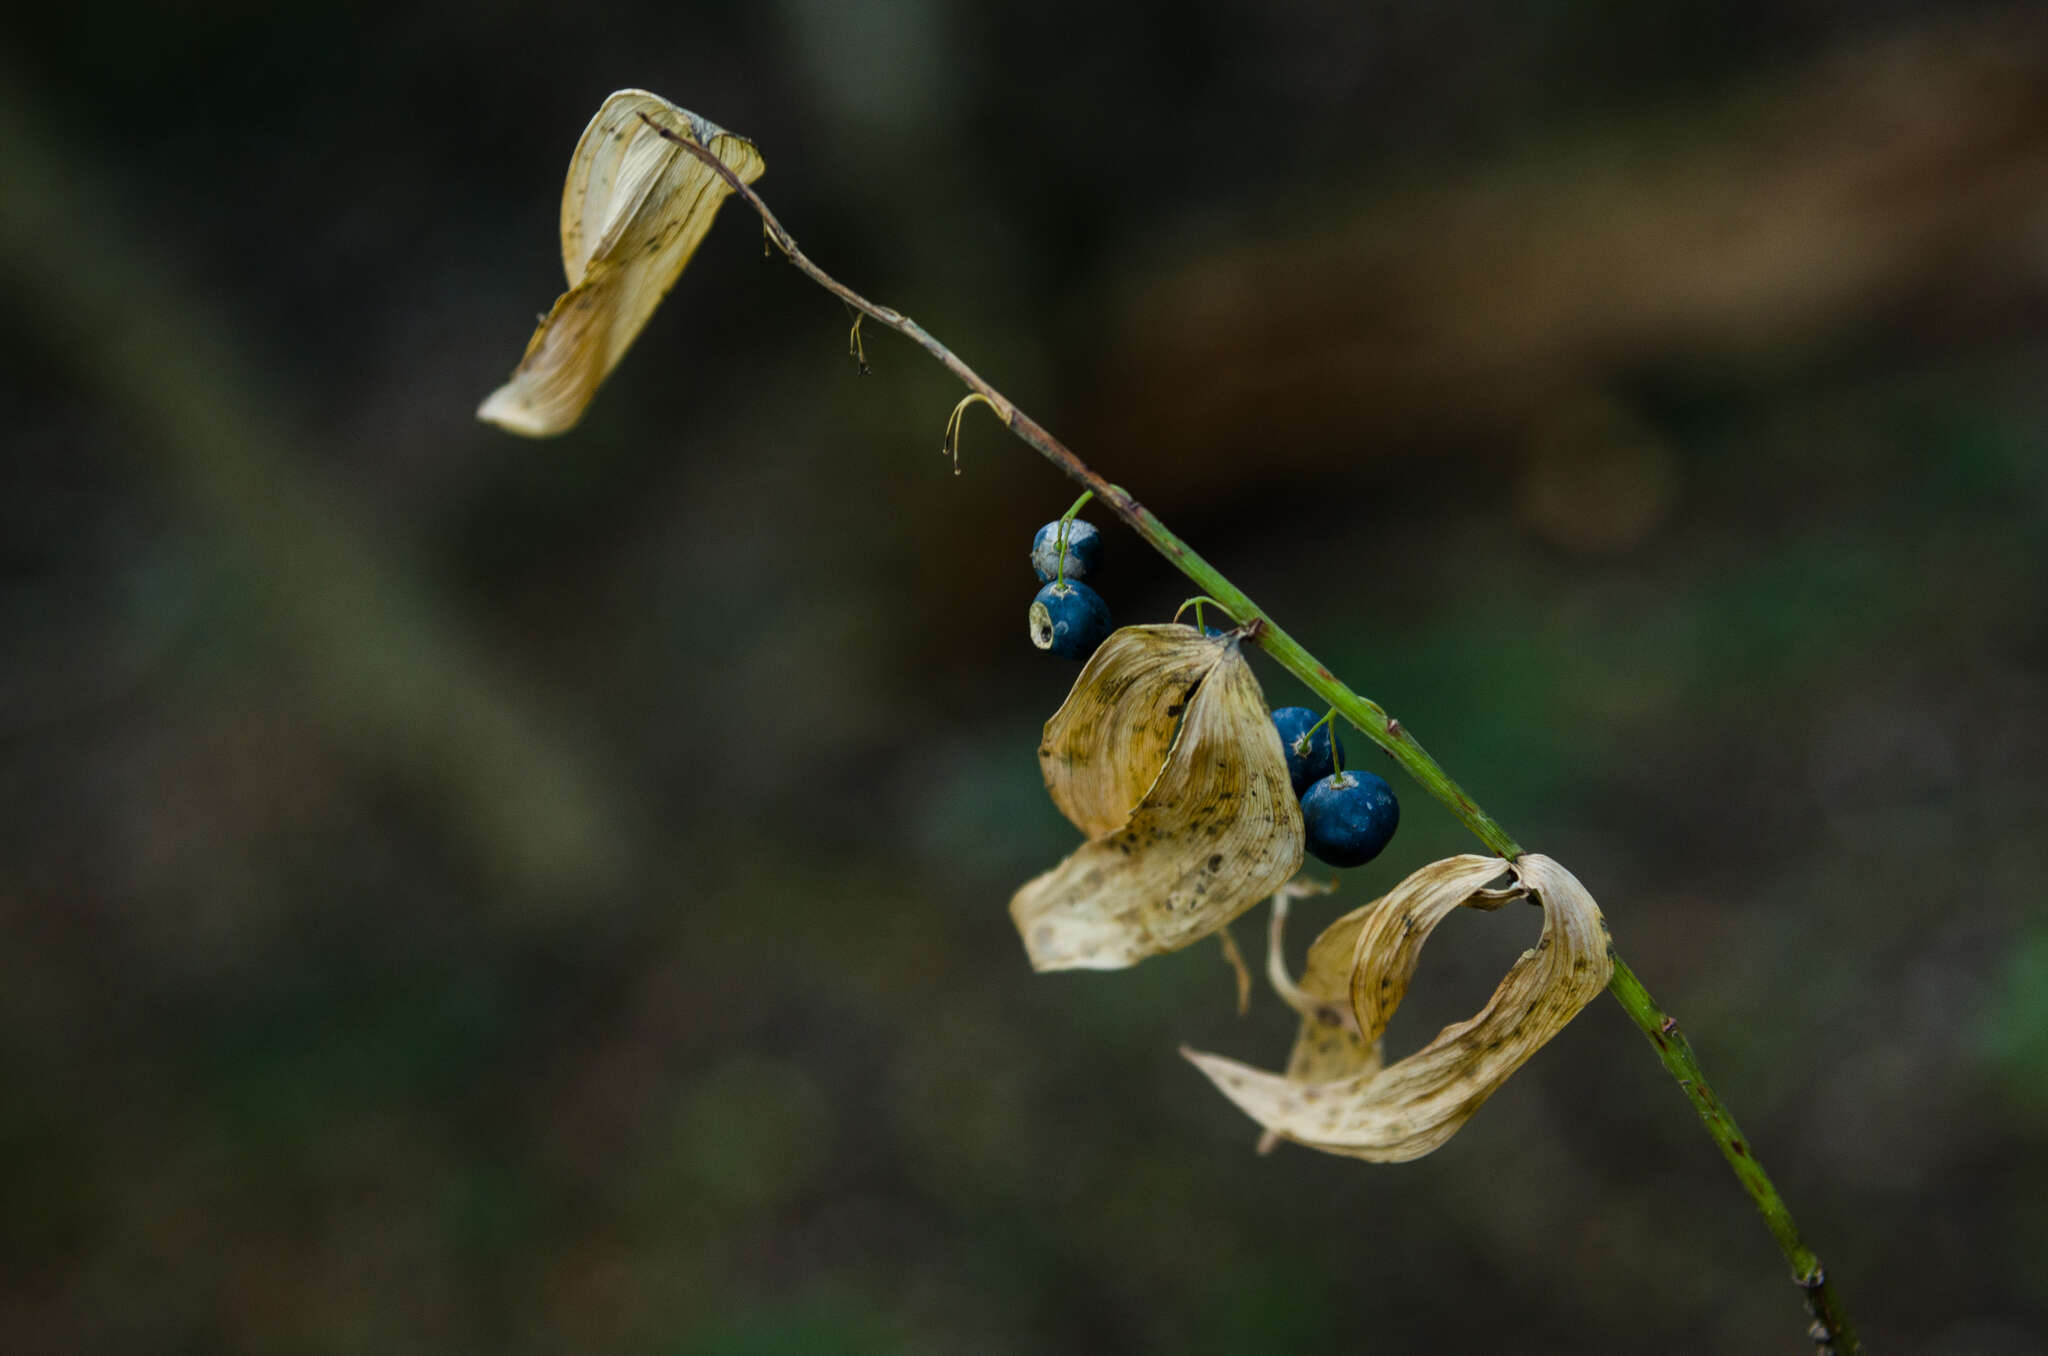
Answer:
[1011, 626, 1304, 971]
[478, 90, 764, 437]
[1037, 624, 1223, 838]
[1185, 853, 1613, 1162]
[1266, 882, 1382, 1088]
[1258, 879, 1375, 1153]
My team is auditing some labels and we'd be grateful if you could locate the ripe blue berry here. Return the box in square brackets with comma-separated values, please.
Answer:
[1031, 518, 1103, 582]
[1029, 580, 1111, 660]
[1301, 770, 1400, 868]
[1271, 706, 1344, 796]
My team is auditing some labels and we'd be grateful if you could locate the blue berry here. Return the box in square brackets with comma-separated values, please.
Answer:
[1301, 770, 1400, 868]
[1031, 519, 1103, 582]
[1271, 706, 1344, 796]
[1029, 580, 1111, 660]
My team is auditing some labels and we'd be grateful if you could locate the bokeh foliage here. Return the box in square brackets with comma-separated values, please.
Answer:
[3, 3, 2046, 1352]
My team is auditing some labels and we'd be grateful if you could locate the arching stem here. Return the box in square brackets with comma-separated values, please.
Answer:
[643, 115, 1859, 1356]
[1301, 707, 1341, 777]
[1053, 488, 1093, 586]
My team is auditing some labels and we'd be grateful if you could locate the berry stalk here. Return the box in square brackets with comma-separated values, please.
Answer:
[645, 117, 1859, 1355]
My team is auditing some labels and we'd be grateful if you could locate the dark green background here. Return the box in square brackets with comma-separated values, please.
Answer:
[4, 3, 2046, 1352]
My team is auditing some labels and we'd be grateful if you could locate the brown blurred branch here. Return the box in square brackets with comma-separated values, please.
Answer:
[1078, 15, 2048, 484]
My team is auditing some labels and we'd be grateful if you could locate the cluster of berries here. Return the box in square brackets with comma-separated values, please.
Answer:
[1271, 706, 1401, 868]
[1024, 514, 1398, 868]
[1027, 517, 1112, 661]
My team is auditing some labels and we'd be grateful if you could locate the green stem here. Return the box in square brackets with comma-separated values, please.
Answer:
[1301, 708, 1341, 777]
[1102, 504, 1518, 854]
[648, 118, 1859, 1355]
[1054, 489, 1092, 587]
[1607, 958, 1858, 1353]
[1172, 595, 1230, 632]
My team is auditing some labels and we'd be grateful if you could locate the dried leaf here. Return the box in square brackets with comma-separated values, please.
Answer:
[1185, 853, 1613, 1162]
[1010, 626, 1304, 971]
[478, 90, 764, 437]
[1037, 625, 1222, 838]
[1266, 886, 1382, 1086]
[1258, 882, 1377, 1154]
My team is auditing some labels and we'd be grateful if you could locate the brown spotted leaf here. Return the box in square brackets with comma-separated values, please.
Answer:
[1185, 853, 1613, 1162]
[1010, 628, 1304, 971]
[1037, 625, 1224, 838]
[1265, 883, 1382, 1088]
[1257, 880, 1376, 1153]
[478, 90, 764, 437]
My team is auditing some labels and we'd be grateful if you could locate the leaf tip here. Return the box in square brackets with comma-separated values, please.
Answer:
[476, 382, 572, 437]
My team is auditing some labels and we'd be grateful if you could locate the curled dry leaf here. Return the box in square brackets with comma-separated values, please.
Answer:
[1011, 625, 1304, 971]
[1186, 853, 1613, 1162]
[1257, 879, 1374, 1154]
[478, 90, 765, 437]
[1037, 625, 1220, 838]
[1266, 884, 1382, 1087]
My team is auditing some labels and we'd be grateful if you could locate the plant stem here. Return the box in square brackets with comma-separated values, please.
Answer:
[1054, 488, 1092, 586]
[1607, 958, 1859, 1354]
[647, 118, 1859, 1354]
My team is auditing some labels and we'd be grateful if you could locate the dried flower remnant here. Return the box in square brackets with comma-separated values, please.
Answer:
[478, 90, 765, 437]
[1216, 923, 1253, 1016]
[1254, 877, 1360, 1152]
[1265, 878, 1380, 1081]
[1185, 853, 1612, 1162]
[1011, 625, 1304, 971]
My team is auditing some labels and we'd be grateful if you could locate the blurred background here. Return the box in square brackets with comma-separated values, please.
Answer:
[3, 2, 2046, 1351]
